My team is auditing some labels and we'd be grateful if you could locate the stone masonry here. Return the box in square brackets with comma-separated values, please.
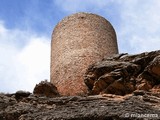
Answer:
[50, 12, 118, 95]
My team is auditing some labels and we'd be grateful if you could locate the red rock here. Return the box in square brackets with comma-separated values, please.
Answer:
[84, 50, 160, 95]
[33, 80, 59, 97]
[147, 55, 160, 79]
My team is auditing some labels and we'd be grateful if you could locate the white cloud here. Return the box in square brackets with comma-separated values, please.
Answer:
[1, 0, 160, 93]
[0, 21, 50, 93]
[113, 0, 160, 53]
[54, 0, 114, 13]
[54, 0, 160, 54]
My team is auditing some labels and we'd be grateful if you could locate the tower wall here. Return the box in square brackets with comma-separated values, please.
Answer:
[50, 12, 118, 95]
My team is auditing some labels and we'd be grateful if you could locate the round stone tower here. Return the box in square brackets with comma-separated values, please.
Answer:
[51, 12, 118, 96]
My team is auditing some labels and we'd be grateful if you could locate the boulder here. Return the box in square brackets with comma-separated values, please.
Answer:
[33, 80, 59, 97]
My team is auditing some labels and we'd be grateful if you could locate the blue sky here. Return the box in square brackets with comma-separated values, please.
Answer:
[0, 0, 160, 93]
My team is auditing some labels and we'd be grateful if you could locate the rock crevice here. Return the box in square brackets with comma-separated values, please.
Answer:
[84, 50, 160, 95]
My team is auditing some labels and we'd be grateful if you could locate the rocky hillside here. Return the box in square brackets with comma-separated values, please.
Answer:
[0, 91, 160, 120]
[0, 50, 160, 120]
[84, 50, 160, 95]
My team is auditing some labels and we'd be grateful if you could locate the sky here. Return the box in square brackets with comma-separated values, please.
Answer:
[0, 0, 160, 93]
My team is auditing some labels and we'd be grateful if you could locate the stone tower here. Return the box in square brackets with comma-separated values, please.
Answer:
[51, 12, 118, 96]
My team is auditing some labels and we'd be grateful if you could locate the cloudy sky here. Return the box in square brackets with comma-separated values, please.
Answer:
[0, 0, 160, 93]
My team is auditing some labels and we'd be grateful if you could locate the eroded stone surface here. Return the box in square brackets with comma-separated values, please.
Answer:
[33, 80, 59, 97]
[0, 91, 160, 120]
[1, 50, 160, 119]
[84, 50, 160, 95]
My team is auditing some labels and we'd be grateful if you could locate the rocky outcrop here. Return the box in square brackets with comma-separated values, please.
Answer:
[33, 80, 59, 97]
[0, 50, 160, 120]
[0, 91, 160, 120]
[14, 91, 31, 101]
[84, 50, 160, 95]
